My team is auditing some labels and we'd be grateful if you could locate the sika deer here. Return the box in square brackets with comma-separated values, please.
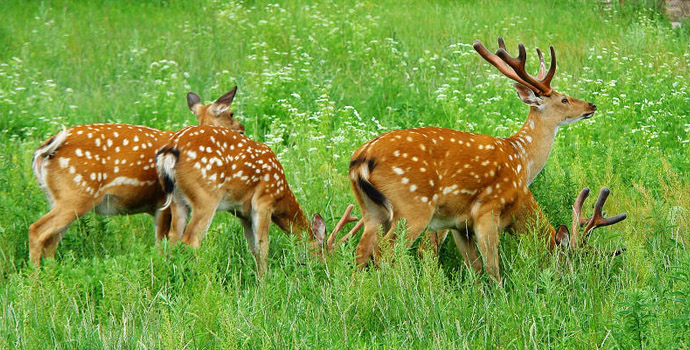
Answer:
[349, 38, 626, 282]
[29, 87, 245, 265]
[156, 126, 360, 276]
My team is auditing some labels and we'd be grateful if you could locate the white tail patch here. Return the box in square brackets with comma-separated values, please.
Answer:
[156, 152, 178, 210]
[32, 126, 68, 206]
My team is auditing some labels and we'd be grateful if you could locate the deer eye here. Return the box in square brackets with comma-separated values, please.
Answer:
[561, 98, 568, 104]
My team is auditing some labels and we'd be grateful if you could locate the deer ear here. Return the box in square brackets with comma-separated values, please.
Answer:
[514, 84, 543, 107]
[554, 225, 570, 248]
[211, 86, 237, 116]
[187, 92, 202, 114]
[311, 213, 327, 244]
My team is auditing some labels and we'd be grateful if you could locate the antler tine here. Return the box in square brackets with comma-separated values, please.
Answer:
[580, 187, 610, 241]
[336, 219, 363, 247]
[581, 188, 627, 243]
[573, 187, 590, 225]
[542, 45, 557, 89]
[535, 48, 546, 79]
[473, 39, 541, 93]
[584, 245, 627, 257]
[326, 204, 359, 251]
[496, 42, 554, 96]
[497, 37, 507, 50]
[567, 187, 627, 253]
[496, 43, 527, 71]
[570, 187, 590, 249]
[592, 188, 628, 226]
[579, 188, 628, 252]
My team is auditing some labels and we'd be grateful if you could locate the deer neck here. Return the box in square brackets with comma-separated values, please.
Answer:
[507, 108, 560, 185]
[273, 192, 312, 239]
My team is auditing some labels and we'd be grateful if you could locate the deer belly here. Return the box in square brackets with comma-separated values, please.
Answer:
[93, 181, 161, 215]
[217, 196, 246, 214]
[94, 194, 148, 215]
[428, 214, 471, 231]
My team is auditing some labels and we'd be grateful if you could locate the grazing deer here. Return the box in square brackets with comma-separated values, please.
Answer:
[349, 38, 626, 282]
[29, 87, 245, 265]
[156, 126, 361, 276]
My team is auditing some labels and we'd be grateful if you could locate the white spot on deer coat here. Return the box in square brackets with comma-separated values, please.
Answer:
[392, 167, 404, 175]
[443, 185, 458, 194]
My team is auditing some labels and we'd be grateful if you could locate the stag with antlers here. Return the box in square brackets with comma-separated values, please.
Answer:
[349, 38, 626, 282]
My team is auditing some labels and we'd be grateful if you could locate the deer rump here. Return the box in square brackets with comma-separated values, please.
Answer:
[32, 125, 167, 215]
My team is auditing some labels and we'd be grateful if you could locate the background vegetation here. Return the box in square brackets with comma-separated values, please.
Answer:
[1, 0, 689, 348]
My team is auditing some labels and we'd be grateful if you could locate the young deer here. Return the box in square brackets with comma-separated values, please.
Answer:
[156, 126, 360, 276]
[349, 38, 626, 282]
[30, 87, 245, 265]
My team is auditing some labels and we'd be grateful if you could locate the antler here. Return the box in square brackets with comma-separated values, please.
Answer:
[316, 204, 363, 253]
[569, 187, 627, 255]
[473, 37, 556, 96]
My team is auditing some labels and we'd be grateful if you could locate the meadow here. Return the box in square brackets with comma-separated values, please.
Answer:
[1, 0, 689, 348]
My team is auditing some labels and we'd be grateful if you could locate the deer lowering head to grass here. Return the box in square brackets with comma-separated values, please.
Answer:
[29, 87, 245, 265]
[349, 38, 626, 282]
[156, 126, 361, 276]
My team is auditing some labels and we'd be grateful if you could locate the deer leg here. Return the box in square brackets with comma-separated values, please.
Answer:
[451, 229, 482, 273]
[28, 202, 91, 265]
[181, 203, 216, 248]
[42, 227, 69, 259]
[355, 201, 393, 269]
[381, 206, 433, 250]
[154, 207, 172, 243]
[473, 213, 502, 283]
[239, 217, 259, 257]
[355, 222, 380, 269]
[167, 201, 189, 244]
[250, 206, 273, 277]
[418, 230, 450, 258]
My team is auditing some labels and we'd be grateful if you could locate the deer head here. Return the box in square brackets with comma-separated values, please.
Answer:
[311, 204, 363, 255]
[474, 37, 597, 129]
[187, 86, 245, 133]
[554, 187, 627, 255]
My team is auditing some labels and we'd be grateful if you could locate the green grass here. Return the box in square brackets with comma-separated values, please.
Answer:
[1, 0, 689, 348]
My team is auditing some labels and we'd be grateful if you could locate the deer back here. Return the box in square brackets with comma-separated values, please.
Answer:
[160, 125, 311, 235]
[33, 124, 173, 214]
[350, 126, 531, 228]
